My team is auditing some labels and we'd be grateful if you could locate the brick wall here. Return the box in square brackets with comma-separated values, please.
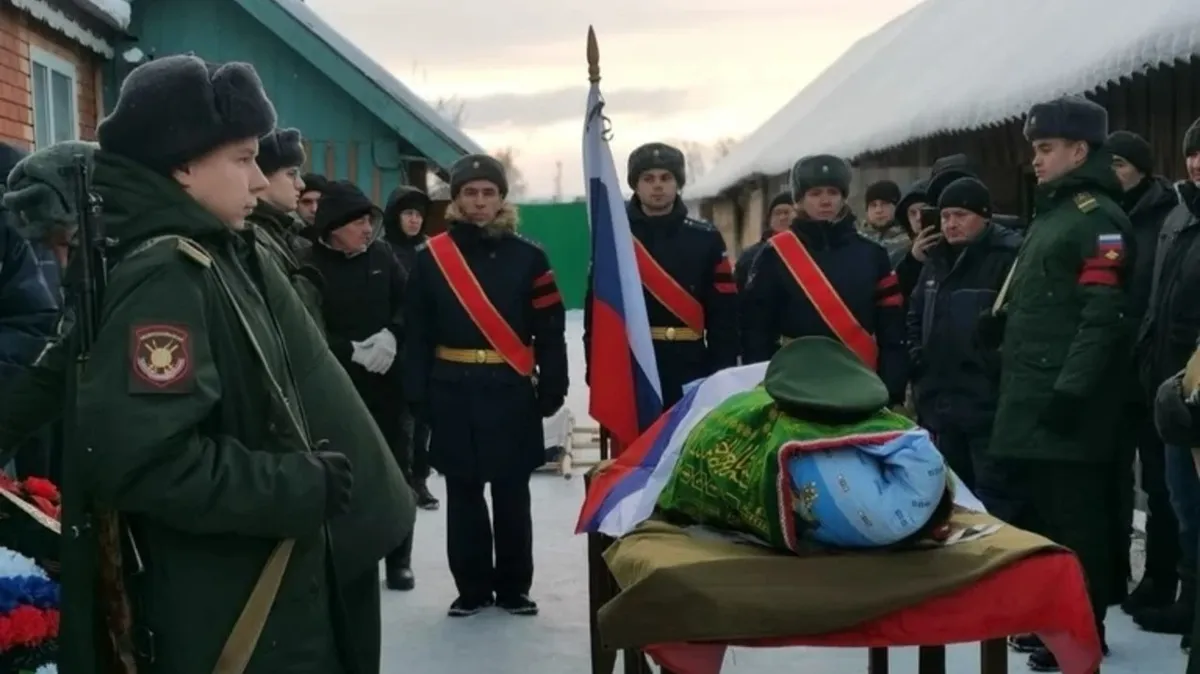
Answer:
[0, 3, 102, 150]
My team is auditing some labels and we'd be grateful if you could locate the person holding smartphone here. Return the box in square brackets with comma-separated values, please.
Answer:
[904, 177, 1020, 521]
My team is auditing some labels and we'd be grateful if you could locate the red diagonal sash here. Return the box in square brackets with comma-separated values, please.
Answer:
[633, 239, 705, 333]
[770, 231, 879, 369]
[427, 234, 535, 376]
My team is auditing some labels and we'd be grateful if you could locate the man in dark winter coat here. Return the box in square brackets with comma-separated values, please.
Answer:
[381, 183, 439, 510]
[1107, 129, 1182, 616]
[297, 172, 328, 228]
[1, 140, 93, 481]
[987, 96, 1132, 670]
[382, 184, 431, 277]
[1134, 116, 1200, 645]
[735, 190, 793, 292]
[859, 179, 910, 266]
[583, 141, 738, 409]
[246, 128, 323, 327]
[741, 154, 908, 404]
[70, 54, 355, 674]
[0, 141, 55, 390]
[893, 178, 930, 301]
[307, 180, 419, 600]
[402, 154, 568, 617]
[906, 176, 1020, 519]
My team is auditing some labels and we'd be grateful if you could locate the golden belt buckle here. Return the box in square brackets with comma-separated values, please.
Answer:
[474, 349, 487, 363]
[665, 327, 676, 341]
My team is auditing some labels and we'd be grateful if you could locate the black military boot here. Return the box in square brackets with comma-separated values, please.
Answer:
[384, 537, 415, 591]
[1122, 576, 1178, 615]
[1026, 628, 1108, 672]
[413, 479, 440, 511]
[1007, 634, 1043, 653]
[1134, 581, 1194, 635]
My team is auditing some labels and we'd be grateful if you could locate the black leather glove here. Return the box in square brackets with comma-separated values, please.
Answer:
[313, 449, 354, 517]
[975, 309, 1007, 350]
[1039, 392, 1085, 436]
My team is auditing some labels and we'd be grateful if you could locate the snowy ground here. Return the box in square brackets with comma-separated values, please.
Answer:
[380, 311, 1183, 673]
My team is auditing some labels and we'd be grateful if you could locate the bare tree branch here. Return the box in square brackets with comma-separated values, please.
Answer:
[491, 146, 528, 199]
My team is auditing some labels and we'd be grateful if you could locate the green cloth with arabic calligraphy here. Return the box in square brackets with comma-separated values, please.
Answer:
[656, 387, 914, 550]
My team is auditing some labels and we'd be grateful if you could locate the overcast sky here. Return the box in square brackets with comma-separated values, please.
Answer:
[304, 0, 922, 199]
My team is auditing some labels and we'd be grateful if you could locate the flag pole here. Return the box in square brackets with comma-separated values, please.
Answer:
[587, 25, 600, 84]
[585, 25, 612, 463]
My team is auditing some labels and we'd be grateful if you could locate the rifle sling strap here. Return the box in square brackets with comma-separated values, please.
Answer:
[130, 236, 306, 674]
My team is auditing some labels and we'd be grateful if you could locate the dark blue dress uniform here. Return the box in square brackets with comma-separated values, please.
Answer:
[583, 197, 739, 409]
[402, 215, 568, 611]
[741, 212, 909, 403]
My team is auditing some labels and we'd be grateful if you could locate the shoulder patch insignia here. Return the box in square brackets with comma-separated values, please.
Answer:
[1074, 192, 1098, 213]
[176, 238, 212, 268]
[130, 323, 194, 393]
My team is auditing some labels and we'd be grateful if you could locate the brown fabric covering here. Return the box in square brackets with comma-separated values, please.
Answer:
[599, 511, 1062, 648]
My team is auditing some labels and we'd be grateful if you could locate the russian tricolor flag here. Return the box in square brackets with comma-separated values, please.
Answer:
[583, 74, 662, 449]
[576, 362, 770, 535]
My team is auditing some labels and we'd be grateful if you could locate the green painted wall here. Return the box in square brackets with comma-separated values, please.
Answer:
[518, 202, 590, 310]
[126, 0, 407, 202]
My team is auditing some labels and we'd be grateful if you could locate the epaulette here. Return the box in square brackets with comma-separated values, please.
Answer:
[513, 232, 544, 249]
[175, 237, 212, 268]
[1074, 192, 1099, 214]
[683, 216, 716, 232]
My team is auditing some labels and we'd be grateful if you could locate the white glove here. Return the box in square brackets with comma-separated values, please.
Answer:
[350, 340, 371, 368]
[360, 329, 396, 374]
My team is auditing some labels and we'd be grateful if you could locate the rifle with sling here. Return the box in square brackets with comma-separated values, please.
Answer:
[58, 153, 145, 674]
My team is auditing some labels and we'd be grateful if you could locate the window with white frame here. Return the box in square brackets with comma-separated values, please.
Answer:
[29, 47, 78, 149]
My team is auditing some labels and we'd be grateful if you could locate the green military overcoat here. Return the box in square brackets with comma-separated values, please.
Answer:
[990, 152, 1135, 463]
[66, 151, 413, 674]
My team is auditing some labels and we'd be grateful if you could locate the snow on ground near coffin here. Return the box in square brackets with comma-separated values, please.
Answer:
[564, 311, 596, 430]
[689, 0, 1200, 198]
[381, 476, 1180, 673]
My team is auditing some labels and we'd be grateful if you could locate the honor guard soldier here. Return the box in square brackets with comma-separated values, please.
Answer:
[70, 55, 367, 674]
[741, 154, 908, 404]
[984, 96, 1132, 670]
[402, 154, 568, 618]
[584, 141, 738, 409]
[246, 127, 323, 327]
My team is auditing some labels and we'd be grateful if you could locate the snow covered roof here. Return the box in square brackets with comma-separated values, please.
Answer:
[689, 0, 1200, 199]
[261, 0, 485, 169]
[11, 0, 128, 57]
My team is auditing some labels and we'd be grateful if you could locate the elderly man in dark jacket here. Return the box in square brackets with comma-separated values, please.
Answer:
[307, 179, 420, 599]
[906, 177, 1020, 520]
[0, 142, 56, 395]
[1107, 129, 1182, 615]
[1134, 117, 1200, 645]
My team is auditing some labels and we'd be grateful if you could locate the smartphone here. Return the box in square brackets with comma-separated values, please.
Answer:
[919, 206, 941, 231]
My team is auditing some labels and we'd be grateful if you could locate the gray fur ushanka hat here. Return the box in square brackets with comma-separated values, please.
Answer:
[257, 128, 306, 176]
[97, 54, 277, 173]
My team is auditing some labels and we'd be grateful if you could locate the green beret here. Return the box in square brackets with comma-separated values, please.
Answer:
[764, 336, 889, 416]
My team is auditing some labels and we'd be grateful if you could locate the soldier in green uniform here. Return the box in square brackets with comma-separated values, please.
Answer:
[984, 96, 1132, 672]
[246, 127, 324, 328]
[2, 55, 414, 674]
